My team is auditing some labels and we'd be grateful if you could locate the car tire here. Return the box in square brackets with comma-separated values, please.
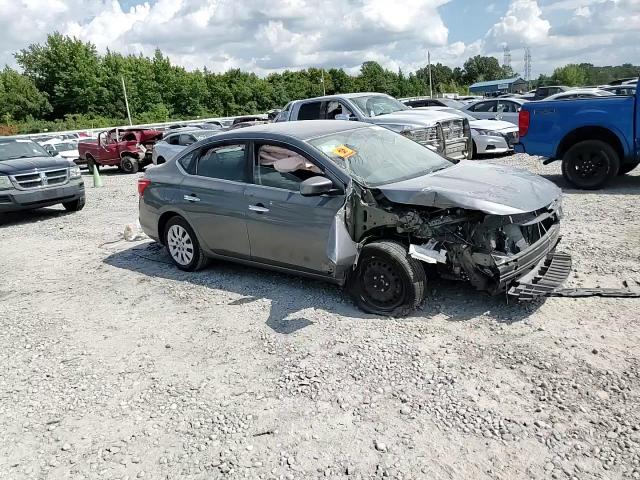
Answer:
[471, 141, 478, 159]
[120, 155, 139, 174]
[618, 161, 639, 175]
[350, 241, 426, 317]
[561, 140, 620, 189]
[86, 155, 99, 174]
[164, 216, 209, 271]
[62, 196, 86, 212]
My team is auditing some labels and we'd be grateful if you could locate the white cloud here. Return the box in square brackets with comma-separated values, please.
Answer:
[0, 0, 637, 79]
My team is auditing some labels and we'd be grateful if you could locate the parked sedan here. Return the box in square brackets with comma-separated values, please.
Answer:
[421, 107, 519, 158]
[461, 98, 526, 125]
[138, 121, 569, 315]
[543, 89, 615, 101]
[152, 129, 220, 165]
[400, 97, 465, 109]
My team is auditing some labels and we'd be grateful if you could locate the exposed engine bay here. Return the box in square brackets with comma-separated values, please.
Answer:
[339, 182, 566, 297]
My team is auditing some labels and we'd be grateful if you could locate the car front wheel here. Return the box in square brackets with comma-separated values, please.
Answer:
[350, 241, 426, 316]
[164, 216, 209, 271]
[62, 196, 85, 212]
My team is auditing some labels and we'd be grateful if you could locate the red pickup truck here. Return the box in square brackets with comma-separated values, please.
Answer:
[78, 128, 162, 174]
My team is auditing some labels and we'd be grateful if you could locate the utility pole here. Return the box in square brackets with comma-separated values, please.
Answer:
[428, 51, 433, 98]
[121, 75, 133, 126]
[502, 45, 512, 72]
[320, 69, 326, 96]
[524, 47, 532, 90]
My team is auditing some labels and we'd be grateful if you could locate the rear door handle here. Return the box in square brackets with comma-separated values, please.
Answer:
[184, 194, 200, 202]
[249, 203, 269, 213]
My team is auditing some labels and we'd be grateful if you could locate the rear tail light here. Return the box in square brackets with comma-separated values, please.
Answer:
[138, 178, 151, 196]
[519, 109, 530, 137]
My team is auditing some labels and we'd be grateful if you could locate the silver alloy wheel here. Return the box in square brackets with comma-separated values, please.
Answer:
[167, 224, 195, 266]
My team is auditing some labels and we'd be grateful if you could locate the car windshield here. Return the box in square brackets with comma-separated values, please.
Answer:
[440, 98, 465, 109]
[49, 142, 77, 152]
[0, 140, 51, 161]
[309, 126, 453, 187]
[350, 95, 409, 118]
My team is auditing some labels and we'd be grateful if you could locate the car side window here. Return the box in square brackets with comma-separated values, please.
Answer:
[167, 135, 180, 146]
[297, 101, 323, 120]
[325, 101, 354, 119]
[498, 101, 517, 113]
[195, 143, 248, 182]
[179, 134, 196, 146]
[254, 143, 324, 191]
[178, 152, 196, 173]
[472, 101, 496, 112]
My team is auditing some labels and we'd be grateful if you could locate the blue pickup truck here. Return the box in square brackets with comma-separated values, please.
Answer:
[516, 79, 639, 189]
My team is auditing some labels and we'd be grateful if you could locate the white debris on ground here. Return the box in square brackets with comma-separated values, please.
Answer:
[0, 155, 639, 480]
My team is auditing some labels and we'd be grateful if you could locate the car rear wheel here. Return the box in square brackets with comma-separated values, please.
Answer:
[561, 140, 620, 189]
[86, 155, 99, 174]
[350, 241, 426, 316]
[164, 216, 209, 271]
[62, 196, 86, 212]
[120, 155, 139, 174]
[618, 161, 639, 175]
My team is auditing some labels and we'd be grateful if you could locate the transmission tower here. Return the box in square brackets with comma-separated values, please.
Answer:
[524, 47, 532, 88]
[502, 45, 512, 72]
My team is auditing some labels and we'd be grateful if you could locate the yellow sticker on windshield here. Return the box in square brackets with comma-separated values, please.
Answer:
[332, 145, 356, 159]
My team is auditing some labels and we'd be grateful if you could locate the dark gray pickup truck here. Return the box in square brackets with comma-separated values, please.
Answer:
[0, 138, 86, 213]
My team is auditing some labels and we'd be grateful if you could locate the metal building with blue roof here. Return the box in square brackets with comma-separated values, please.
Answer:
[469, 77, 527, 95]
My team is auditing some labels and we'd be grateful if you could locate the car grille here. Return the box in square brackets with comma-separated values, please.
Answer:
[441, 119, 464, 140]
[410, 127, 439, 147]
[11, 168, 69, 190]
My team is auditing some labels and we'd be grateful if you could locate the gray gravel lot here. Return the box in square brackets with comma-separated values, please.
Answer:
[1, 154, 640, 480]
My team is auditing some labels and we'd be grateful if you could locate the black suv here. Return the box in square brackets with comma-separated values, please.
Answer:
[0, 138, 85, 213]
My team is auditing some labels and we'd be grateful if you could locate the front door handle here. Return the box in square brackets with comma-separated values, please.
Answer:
[184, 194, 200, 202]
[249, 203, 269, 213]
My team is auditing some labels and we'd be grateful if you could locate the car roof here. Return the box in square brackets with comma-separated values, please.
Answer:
[292, 92, 391, 103]
[206, 120, 370, 141]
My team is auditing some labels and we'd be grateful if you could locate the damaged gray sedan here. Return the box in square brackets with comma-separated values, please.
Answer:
[138, 121, 570, 315]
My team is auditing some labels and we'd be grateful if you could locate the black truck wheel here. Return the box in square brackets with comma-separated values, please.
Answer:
[561, 140, 620, 190]
[86, 155, 99, 174]
[63, 196, 86, 212]
[120, 155, 139, 174]
[618, 162, 639, 175]
[350, 241, 426, 316]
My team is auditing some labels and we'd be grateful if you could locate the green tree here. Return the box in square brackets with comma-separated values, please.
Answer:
[0, 67, 51, 121]
[16, 32, 100, 118]
[463, 55, 505, 84]
[551, 64, 587, 86]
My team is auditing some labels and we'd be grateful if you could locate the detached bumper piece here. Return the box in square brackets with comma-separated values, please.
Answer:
[508, 251, 572, 300]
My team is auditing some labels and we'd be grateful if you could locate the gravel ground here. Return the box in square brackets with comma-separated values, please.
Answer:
[1, 154, 639, 480]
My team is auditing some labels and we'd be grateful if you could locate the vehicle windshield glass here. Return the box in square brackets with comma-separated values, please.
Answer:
[309, 126, 453, 187]
[51, 142, 77, 152]
[0, 140, 51, 161]
[192, 130, 218, 141]
[441, 98, 465, 109]
[350, 95, 409, 118]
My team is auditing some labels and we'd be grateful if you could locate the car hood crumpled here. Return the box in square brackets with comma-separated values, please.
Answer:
[0, 156, 73, 175]
[368, 109, 462, 128]
[376, 161, 561, 215]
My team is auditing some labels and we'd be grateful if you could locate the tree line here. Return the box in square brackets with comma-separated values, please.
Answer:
[1, 33, 638, 134]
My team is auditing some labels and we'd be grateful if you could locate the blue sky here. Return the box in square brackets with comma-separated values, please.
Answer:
[0, 0, 638, 78]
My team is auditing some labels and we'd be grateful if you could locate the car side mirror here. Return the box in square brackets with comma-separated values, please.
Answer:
[334, 113, 355, 121]
[300, 176, 333, 196]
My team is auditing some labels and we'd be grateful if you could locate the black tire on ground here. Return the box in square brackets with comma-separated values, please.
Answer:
[350, 241, 426, 317]
[62, 196, 85, 212]
[618, 161, 639, 175]
[86, 155, 99, 174]
[471, 141, 477, 159]
[163, 216, 209, 271]
[120, 155, 139, 174]
[561, 140, 620, 189]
